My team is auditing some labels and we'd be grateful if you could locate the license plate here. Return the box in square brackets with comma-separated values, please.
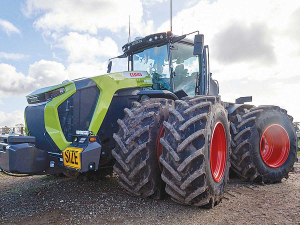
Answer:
[63, 147, 83, 170]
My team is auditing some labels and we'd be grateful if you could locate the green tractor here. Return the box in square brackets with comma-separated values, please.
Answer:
[0, 31, 297, 208]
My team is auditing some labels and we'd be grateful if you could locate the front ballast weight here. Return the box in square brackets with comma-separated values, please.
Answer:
[0, 133, 102, 175]
[0, 135, 53, 174]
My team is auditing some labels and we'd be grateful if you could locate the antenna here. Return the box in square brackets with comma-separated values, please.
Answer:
[170, 0, 172, 31]
[128, 15, 131, 43]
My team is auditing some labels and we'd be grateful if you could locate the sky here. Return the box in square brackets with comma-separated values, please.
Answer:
[0, 0, 299, 126]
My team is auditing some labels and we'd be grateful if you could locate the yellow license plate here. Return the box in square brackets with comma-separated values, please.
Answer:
[63, 147, 83, 170]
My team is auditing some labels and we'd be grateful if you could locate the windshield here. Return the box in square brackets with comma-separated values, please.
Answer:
[133, 45, 170, 90]
[132, 41, 199, 94]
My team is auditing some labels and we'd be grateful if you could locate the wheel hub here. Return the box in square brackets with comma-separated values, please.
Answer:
[260, 124, 290, 168]
[210, 122, 227, 182]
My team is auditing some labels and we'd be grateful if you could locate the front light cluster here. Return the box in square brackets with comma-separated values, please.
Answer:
[45, 87, 65, 100]
[27, 87, 65, 104]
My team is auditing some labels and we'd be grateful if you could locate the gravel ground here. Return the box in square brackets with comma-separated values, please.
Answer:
[1, 160, 299, 225]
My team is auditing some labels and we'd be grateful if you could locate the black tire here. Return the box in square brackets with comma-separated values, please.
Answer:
[160, 96, 230, 207]
[112, 98, 174, 198]
[63, 170, 80, 179]
[229, 105, 298, 183]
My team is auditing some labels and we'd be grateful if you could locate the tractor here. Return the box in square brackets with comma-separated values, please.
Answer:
[0, 31, 297, 208]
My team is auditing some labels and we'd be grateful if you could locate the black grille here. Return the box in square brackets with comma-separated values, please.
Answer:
[58, 78, 100, 142]
[58, 95, 74, 142]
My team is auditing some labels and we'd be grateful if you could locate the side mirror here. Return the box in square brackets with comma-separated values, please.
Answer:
[193, 34, 204, 55]
[107, 60, 112, 73]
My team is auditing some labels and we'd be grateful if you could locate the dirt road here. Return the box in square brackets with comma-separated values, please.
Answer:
[1, 161, 299, 225]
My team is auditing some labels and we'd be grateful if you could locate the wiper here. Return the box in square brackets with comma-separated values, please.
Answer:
[171, 30, 200, 43]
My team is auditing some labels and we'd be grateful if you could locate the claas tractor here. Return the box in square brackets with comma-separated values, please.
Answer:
[0, 31, 297, 208]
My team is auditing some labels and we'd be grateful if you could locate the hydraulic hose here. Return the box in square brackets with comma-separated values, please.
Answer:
[0, 168, 32, 177]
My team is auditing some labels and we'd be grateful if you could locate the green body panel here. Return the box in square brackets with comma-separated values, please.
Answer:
[44, 82, 76, 150]
[24, 110, 28, 135]
[89, 72, 152, 135]
[25, 72, 152, 151]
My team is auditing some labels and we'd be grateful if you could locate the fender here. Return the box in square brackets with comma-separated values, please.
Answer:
[137, 90, 179, 101]
[226, 103, 254, 115]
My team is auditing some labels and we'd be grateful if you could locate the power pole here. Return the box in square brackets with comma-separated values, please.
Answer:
[170, 0, 172, 31]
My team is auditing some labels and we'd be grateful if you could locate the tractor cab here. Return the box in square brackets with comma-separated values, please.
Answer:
[109, 31, 219, 97]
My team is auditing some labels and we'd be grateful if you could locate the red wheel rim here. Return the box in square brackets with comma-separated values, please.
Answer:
[210, 122, 227, 182]
[157, 126, 165, 171]
[260, 124, 290, 168]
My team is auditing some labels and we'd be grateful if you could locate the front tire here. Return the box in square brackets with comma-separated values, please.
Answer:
[112, 98, 173, 198]
[160, 96, 230, 207]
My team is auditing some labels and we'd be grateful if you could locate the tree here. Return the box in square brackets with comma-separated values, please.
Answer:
[15, 124, 25, 134]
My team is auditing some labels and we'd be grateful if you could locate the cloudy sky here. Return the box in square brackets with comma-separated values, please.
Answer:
[0, 0, 299, 126]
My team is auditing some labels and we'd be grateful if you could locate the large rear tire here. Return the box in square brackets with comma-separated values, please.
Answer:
[160, 96, 230, 207]
[112, 98, 173, 198]
[229, 106, 298, 183]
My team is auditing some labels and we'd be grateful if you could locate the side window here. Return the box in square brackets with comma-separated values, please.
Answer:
[172, 43, 199, 96]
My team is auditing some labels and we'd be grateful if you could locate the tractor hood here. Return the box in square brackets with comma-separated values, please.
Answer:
[24, 71, 152, 152]
[26, 71, 151, 102]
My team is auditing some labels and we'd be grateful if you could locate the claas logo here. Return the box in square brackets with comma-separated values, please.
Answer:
[130, 72, 143, 77]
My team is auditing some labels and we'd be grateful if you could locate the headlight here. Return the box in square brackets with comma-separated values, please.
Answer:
[45, 87, 65, 101]
[27, 87, 65, 104]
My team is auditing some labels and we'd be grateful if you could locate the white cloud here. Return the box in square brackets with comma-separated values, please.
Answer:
[157, 0, 300, 48]
[0, 63, 34, 95]
[212, 22, 276, 65]
[28, 60, 68, 87]
[0, 110, 24, 127]
[0, 52, 29, 61]
[0, 60, 67, 96]
[141, 0, 167, 7]
[23, 0, 153, 36]
[0, 19, 21, 35]
[58, 32, 120, 62]
[156, 0, 300, 121]
[66, 62, 107, 80]
[219, 77, 300, 122]
[0, 60, 109, 97]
